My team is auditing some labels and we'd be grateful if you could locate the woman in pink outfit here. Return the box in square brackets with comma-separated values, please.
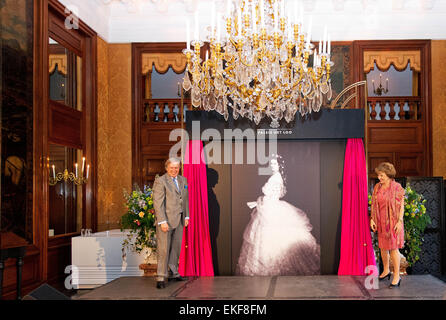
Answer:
[370, 162, 405, 288]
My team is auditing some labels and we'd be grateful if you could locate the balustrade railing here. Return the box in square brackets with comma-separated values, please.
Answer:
[143, 99, 197, 124]
[144, 97, 421, 123]
[368, 96, 421, 121]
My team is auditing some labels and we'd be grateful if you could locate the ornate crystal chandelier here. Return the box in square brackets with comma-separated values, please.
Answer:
[182, 0, 334, 128]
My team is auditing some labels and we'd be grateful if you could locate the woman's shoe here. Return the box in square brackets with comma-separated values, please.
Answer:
[379, 273, 391, 281]
[389, 277, 401, 288]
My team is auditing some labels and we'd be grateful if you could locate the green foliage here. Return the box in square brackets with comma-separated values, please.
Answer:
[370, 184, 431, 267]
[401, 185, 431, 266]
[121, 185, 156, 256]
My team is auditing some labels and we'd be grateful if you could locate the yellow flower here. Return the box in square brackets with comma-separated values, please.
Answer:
[139, 212, 145, 218]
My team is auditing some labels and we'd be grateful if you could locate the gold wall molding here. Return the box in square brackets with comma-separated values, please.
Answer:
[364, 50, 421, 73]
[141, 53, 187, 74]
[49, 54, 67, 75]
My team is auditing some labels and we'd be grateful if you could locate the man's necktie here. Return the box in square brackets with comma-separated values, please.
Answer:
[173, 177, 179, 192]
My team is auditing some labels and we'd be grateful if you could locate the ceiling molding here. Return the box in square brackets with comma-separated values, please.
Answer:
[58, 0, 446, 43]
[98, 0, 211, 14]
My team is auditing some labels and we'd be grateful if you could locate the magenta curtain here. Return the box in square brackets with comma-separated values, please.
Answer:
[338, 138, 376, 275]
[179, 140, 214, 276]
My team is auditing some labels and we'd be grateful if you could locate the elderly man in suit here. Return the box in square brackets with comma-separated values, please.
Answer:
[153, 157, 189, 289]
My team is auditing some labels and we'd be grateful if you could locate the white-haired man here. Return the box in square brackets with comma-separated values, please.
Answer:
[152, 157, 189, 289]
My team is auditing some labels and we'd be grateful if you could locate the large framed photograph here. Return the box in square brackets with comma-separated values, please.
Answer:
[231, 141, 321, 276]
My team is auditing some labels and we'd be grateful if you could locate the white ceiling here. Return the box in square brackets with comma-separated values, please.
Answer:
[58, 0, 446, 43]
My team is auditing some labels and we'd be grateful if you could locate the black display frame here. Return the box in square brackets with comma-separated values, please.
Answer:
[186, 109, 366, 275]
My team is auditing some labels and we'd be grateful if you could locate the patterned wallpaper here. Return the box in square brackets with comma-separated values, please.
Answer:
[330, 44, 353, 102]
[97, 38, 132, 231]
[431, 41, 446, 179]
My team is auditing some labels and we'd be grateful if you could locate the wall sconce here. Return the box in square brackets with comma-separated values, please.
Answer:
[372, 73, 389, 96]
[49, 157, 90, 186]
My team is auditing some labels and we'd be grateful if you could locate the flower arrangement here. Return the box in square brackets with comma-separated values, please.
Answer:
[369, 184, 431, 267]
[121, 185, 157, 261]
[401, 184, 431, 266]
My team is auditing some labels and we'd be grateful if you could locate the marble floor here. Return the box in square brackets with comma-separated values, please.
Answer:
[72, 275, 446, 300]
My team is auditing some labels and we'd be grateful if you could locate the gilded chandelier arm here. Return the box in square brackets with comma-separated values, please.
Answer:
[182, 0, 334, 127]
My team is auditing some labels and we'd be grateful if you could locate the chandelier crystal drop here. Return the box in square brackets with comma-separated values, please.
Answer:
[182, 0, 334, 128]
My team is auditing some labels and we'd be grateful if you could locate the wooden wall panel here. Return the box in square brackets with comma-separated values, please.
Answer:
[369, 126, 420, 145]
[1, 246, 40, 300]
[368, 153, 394, 174]
[368, 122, 423, 149]
[368, 122, 424, 177]
[47, 239, 71, 283]
[369, 152, 424, 177]
[49, 101, 83, 148]
[397, 153, 424, 176]
[146, 159, 164, 176]
[141, 127, 176, 146]
[142, 156, 166, 185]
[146, 130, 171, 145]
[2, 251, 39, 288]
[354, 40, 432, 178]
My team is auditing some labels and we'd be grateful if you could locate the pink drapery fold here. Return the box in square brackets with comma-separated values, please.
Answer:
[338, 138, 376, 275]
[179, 140, 214, 276]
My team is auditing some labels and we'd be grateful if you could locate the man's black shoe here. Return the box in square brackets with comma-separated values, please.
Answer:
[168, 276, 187, 282]
[156, 281, 166, 289]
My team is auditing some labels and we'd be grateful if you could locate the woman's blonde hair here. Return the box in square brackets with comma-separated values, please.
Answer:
[375, 162, 396, 179]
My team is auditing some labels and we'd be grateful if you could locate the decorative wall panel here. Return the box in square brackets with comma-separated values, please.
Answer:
[431, 41, 446, 178]
[406, 177, 445, 276]
[141, 53, 187, 74]
[330, 44, 353, 103]
[364, 50, 421, 72]
[96, 39, 132, 231]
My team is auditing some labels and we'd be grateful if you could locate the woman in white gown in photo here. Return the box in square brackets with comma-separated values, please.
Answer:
[236, 156, 320, 276]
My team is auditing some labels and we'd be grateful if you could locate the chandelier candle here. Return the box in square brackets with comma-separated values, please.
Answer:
[182, 0, 334, 128]
[237, 7, 242, 35]
[323, 26, 327, 54]
[217, 13, 221, 43]
[328, 34, 331, 57]
[186, 19, 190, 50]
[252, 2, 256, 33]
[306, 16, 312, 48]
[211, 1, 215, 37]
[194, 10, 199, 40]
[261, 0, 265, 28]
[274, 1, 278, 32]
